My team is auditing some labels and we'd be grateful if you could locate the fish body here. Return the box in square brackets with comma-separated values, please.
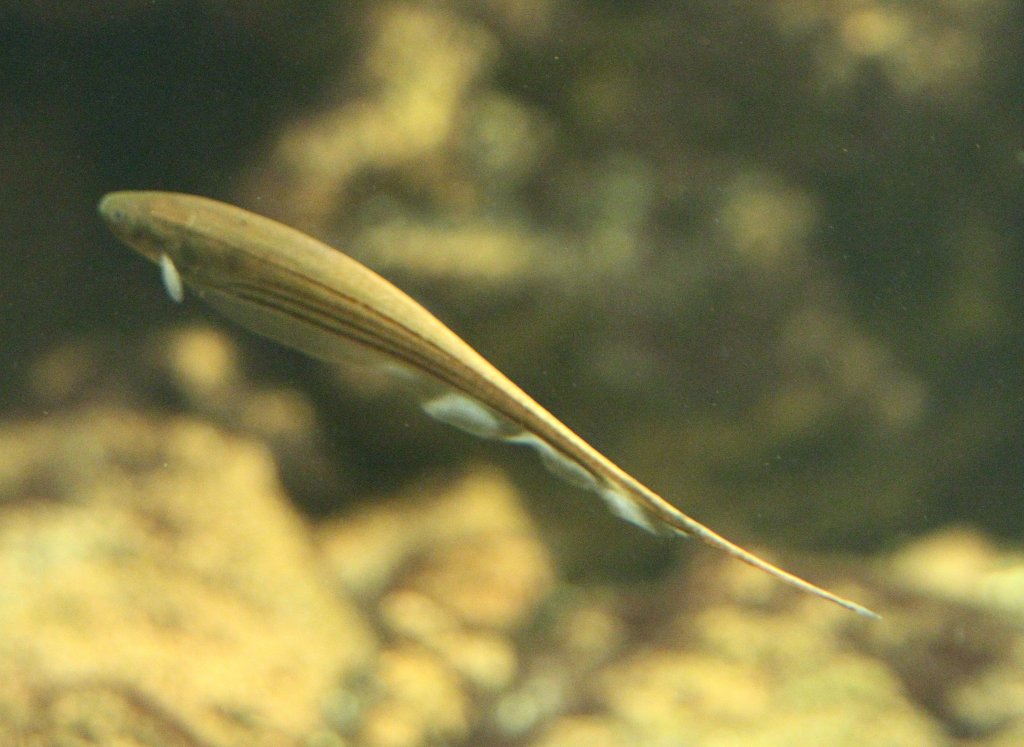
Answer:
[99, 190, 878, 619]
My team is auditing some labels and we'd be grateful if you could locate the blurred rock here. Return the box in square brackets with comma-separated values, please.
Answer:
[319, 469, 555, 740]
[319, 468, 556, 621]
[0, 408, 374, 746]
[244, 3, 500, 229]
[3, 402, 1024, 745]
[889, 526, 1024, 618]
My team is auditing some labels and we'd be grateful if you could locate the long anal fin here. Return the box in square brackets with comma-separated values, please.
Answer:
[421, 391, 521, 440]
[417, 389, 879, 619]
[507, 433, 600, 491]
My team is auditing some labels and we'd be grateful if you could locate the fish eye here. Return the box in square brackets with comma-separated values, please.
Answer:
[104, 205, 127, 223]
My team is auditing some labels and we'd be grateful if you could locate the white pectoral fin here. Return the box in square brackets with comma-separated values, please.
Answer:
[159, 253, 185, 303]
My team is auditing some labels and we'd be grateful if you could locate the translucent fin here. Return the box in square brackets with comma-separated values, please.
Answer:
[508, 433, 600, 490]
[597, 485, 659, 532]
[506, 432, 658, 533]
[421, 391, 519, 440]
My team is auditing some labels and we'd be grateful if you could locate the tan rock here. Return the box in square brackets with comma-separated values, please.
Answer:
[0, 408, 373, 747]
[358, 645, 468, 747]
[889, 525, 1024, 616]
[319, 468, 556, 629]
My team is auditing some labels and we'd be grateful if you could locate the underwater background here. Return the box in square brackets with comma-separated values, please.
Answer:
[0, 2, 1022, 745]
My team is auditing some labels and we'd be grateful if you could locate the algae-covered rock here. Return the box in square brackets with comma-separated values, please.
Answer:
[3, 400, 1024, 746]
[889, 526, 1024, 618]
[318, 469, 557, 744]
[0, 408, 374, 746]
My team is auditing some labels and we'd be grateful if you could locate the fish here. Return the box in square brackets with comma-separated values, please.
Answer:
[98, 190, 879, 619]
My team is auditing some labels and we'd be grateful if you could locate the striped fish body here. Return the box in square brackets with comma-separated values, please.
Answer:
[99, 191, 878, 619]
